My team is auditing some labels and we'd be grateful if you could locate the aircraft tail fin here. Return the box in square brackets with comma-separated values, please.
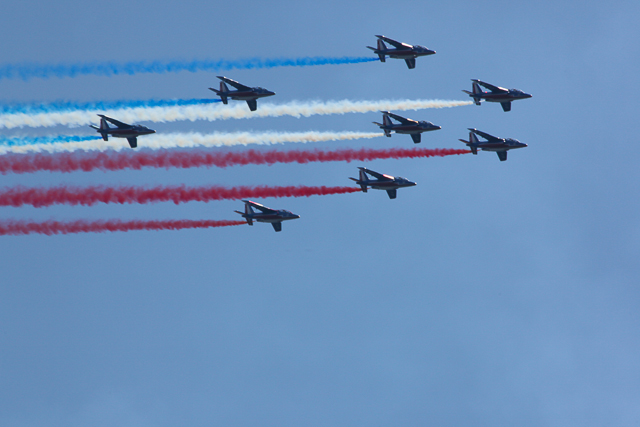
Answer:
[349, 177, 368, 192]
[234, 210, 253, 225]
[358, 168, 369, 183]
[90, 120, 109, 141]
[471, 81, 483, 105]
[366, 39, 386, 62]
[382, 114, 393, 127]
[459, 131, 479, 154]
[209, 82, 229, 104]
[372, 121, 391, 137]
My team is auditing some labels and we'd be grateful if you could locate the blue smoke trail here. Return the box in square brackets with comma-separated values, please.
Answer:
[0, 56, 379, 81]
[0, 135, 101, 147]
[0, 98, 220, 115]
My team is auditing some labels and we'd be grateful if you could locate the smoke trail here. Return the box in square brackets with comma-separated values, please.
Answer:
[0, 219, 245, 236]
[0, 131, 383, 154]
[0, 147, 470, 175]
[0, 185, 360, 208]
[0, 99, 472, 129]
[0, 56, 378, 81]
[0, 135, 102, 148]
[0, 99, 220, 115]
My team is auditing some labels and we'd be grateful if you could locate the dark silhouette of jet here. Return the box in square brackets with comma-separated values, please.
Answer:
[367, 35, 435, 69]
[235, 200, 299, 232]
[209, 76, 275, 111]
[349, 167, 416, 199]
[89, 115, 155, 148]
[462, 79, 532, 112]
[460, 129, 528, 161]
[373, 111, 441, 143]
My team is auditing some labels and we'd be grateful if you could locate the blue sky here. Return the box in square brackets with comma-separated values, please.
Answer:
[1, 1, 639, 426]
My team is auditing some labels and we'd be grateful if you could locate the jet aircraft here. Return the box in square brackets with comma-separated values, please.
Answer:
[462, 79, 532, 112]
[367, 35, 435, 69]
[209, 76, 275, 111]
[89, 114, 155, 148]
[349, 167, 416, 199]
[234, 200, 300, 232]
[373, 111, 441, 143]
[459, 128, 527, 162]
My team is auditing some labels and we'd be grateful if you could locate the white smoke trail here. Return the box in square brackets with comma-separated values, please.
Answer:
[0, 99, 472, 129]
[0, 131, 384, 154]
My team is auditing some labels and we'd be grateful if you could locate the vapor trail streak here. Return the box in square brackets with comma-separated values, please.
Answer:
[0, 99, 219, 115]
[0, 56, 378, 81]
[0, 135, 102, 148]
[0, 99, 472, 129]
[0, 131, 383, 154]
[0, 148, 471, 175]
[0, 219, 246, 236]
[0, 185, 360, 208]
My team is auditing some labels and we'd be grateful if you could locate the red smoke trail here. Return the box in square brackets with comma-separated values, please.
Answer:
[0, 185, 360, 208]
[0, 219, 246, 236]
[0, 148, 470, 174]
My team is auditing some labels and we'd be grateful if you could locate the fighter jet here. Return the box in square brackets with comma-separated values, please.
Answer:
[462, 79, 532, 112]
[459, 128, 527, 162]
[367, 35, 436, 69]
[373, 111, 441, 143]
[89, 114, 155, 148]
[209, 76, 275, 111]
[234, 200, 300, 232]
[349, 167, 416, 199]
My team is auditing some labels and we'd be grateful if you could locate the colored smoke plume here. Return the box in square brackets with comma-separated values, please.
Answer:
[0, 219, 246, 236]
[0, 131, 383, 154]
[0, 56, 378, 81]
[0, 185, 360, 207]
[0, 148, 471, 174]
[0, 99, 472, 129]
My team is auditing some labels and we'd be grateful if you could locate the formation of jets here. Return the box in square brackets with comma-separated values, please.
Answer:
[82, 36, 531, 231]
[373, 111, 441, 144]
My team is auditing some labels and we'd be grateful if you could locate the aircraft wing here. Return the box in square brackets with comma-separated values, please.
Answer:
[271, 222, 282, 232]
[376, 35, 412, 50]
[243, 200, 277, 214]
[98, 115, 132, 129]
[410, 133, 421, 144]
[386, 189, 397, 199]
[473, 80, 508, 93]
[404, 58, 416, 69]
[384, 112, 415, 125]
[359, 167, 393, 181]
[500, 102, 512, 112]
[497, 151, 508, 162]
[217, 76, 252, 91]
[126, 137, 138, 148]
[469, 129, 500, 142]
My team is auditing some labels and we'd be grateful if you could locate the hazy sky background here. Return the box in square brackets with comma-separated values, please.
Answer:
[1, 1, 639, 426]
